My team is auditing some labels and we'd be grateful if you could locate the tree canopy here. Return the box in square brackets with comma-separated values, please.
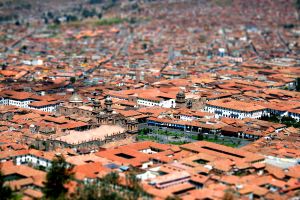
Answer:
[43, 155, 73, 199]
[0, 171, 14, 200]
[76, 171, 148, 200]
[296, 77, 300, 91]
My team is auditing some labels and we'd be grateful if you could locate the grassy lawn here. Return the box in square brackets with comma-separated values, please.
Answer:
[152, 129, 184, 137]
[139, 128, 184, 137]
[168, 141, 187, 145]
[190, 133, 239, 147]
[136, 134, 157, 141]
[95, 17, 127, 26]
[204, 137, 239, 147]
[137, 129, 187, 145]
[190, 135, 198, 140]
[47, 24, 60, 30]
[138, 128, 239, 147]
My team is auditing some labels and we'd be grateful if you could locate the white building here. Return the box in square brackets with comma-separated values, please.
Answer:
[1, 96, 35, 109]
[205, 98, 266, 119]
[0, 90, 59, 112]
[137, 94, 176, 108]
[288, 109, 300, 121]
[28, 101, 60, 112]
[15, 153, 52, 168]
[7, 150, 71, 169]
[174, 110, 214, 121]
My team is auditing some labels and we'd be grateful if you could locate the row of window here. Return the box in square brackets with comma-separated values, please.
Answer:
[138, 100, 159, 106]
[206, 105, 265, 114]
[0, 99, 58, 113]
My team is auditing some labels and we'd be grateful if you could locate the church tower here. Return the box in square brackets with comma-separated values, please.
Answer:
[175, 91, 186, 109]
[93, 99, 101, 112]
[104, 96, 113, 113]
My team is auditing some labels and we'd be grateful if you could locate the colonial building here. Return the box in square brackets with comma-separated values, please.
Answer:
[204, 98, 266, 119]
[136, 93, 176, 108]
[0, 90, 59, 113]
[47, 125, 127, 151]
[58, 93, 138, 131]
[28, 101, 60, 112]
[288, 109, 300, 121]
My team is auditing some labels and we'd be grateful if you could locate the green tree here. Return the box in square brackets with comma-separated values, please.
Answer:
[296, 77, 300, 91]
[197, 134, 204, 141]
[89, 0, 103, 4]
[98, 189, 124, 200]
[43, 156, 73, 199]
[139, 129, 144, 135]
[77, 182, 124, 200]
[77, 172, 124, 200]
[76, 183, 99, 200]
[125, 171, 144, 200]
[70, 77, 76, 84]
[295, 0, 300, 17]
[142, 43, 147, 50]
[214, 134, 219, 141]
[82, 9, 96, 18]
[0, 171, 14, 200]
[102, 171, 119, 190]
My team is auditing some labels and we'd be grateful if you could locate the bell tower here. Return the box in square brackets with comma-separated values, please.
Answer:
[104, 96, 113, 113]
[93, 99, 101, 112]
[175, 91, 186, 109]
